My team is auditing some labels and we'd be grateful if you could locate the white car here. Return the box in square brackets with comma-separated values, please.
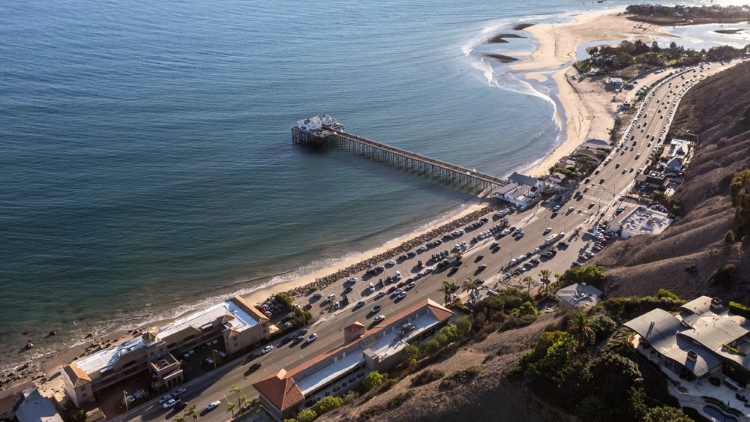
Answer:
[261, 345, 273, 354]
[347, 277, 357, 283]
[386, 260, 396, 266]
[174, 387, 187, 396]
[375, 291, 386, 299]
[159, 395, 172, 404]
[206, 401, 221, 411]
[162, 398, 178, 409]
[326, 294, 336, 302]
[306, 333, 318, 343]
[374, 315, 386, 323]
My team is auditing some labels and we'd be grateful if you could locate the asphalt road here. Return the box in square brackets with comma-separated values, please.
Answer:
[120, 61, 737, 422]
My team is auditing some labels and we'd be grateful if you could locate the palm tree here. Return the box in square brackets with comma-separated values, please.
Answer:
[539, 269, 552, 292]
[568, 312, 595, 349]
[238, 394, 249, 413]
[230, 385, 243, 407]
[522, 276, 535, 295]
[184, 405, 198, 422]
[225, 398, 237, 418]
[553, 272, 563, 289]
[437, 280, 454, 304]
[461, 278, 481, 302]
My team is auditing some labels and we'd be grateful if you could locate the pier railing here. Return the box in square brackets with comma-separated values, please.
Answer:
[292, 126, 506, 192]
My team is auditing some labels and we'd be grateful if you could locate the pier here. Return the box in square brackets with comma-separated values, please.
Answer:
[292, 115, 507, 192]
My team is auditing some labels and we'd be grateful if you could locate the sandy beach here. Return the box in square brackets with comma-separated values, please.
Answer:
[516, 10, 677, 178]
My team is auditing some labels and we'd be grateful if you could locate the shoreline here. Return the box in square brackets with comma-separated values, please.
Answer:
[0, 7, 721, 401]
[511, 9, 675, 178]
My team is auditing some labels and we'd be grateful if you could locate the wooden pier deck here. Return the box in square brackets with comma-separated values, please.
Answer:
[292, 125, 506, 192]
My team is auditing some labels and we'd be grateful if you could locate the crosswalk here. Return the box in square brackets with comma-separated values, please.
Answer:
[580, 194, 612, 205]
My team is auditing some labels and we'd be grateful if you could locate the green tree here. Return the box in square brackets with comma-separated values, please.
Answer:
[422, 339, 440, 355]
[539, 269, 552, 292]
[225, 399, 236, 418]
[576, 396, 609, 422]
[455, 316, 472, 337]
[363, 371, 385, 391]
[558, 265, 605, 288]
[434, 333, 449, 348]
[643, 406, 693, 422]
[402, 345, 419, 365]
[184, 405, 198, 422]
[297, 409, 317, 422]
[316, 396, 342, 414]
[726, 229, 736, 243]
[589, 314, 617, 343]
[522, 276, 535, 295]
[567, 312, 595, 349]
[512, 301, 539, 318]
[461, 277, 481, 301]
[230, 385, 243, 407]
[438, 280, 454, 304]
[587, 353, 643, 406]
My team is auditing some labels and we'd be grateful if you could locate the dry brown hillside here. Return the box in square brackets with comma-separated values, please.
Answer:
[596, 60, 750, 302]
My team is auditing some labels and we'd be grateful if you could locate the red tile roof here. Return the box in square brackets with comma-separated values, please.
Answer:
[253, 369, 305, 412]
[63, 362, 91, 388]
[344, 322, 365, 333]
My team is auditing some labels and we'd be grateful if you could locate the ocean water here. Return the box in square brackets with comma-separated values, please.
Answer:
[0, 0, 730, 369]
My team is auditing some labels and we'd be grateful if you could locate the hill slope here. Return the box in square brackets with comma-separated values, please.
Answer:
[596, 60, 750, 301]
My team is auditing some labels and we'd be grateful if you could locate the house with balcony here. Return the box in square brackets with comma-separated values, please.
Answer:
[62, 295, 269, 408]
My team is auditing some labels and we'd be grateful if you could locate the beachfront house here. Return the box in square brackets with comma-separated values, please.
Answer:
[62, 296, 269, 408]
[14, 387, 63, 422]
[254, 300, 453, 421]
[609, 77, 623, 86]
[623, 297, 750, 382]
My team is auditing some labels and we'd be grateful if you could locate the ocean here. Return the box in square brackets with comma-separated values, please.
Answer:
[0, 0, 736, 370]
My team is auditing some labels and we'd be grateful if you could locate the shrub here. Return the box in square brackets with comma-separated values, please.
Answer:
[296, 409, 317, 422]
[402, 345, 419, 365]
[387, 391, 415, 409]
[421, 339, 440, 355]
[439, 365, 484, 390]
[729, 301, 750, 319]
[589, 314, 618, 343]
[503, 365, 525, 381]
[726, 230, 736, 243]
[315, 396, 342, 414]
[654, 289, 679, 300]
[710, 264, 736, 286]
[411, 368, 445, 386]
[363, 371, 385, 391]
[455, 316, 472, 338]
[342, 392, 357, 405]
[275, 293, 294, 311]
[308, 286, 319, 293]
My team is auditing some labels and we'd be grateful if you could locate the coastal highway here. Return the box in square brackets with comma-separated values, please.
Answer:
[123, 62, 738, 422]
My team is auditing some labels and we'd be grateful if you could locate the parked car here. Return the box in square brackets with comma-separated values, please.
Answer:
[374, 315, 385, 323]
[261, 345, 273, 354]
